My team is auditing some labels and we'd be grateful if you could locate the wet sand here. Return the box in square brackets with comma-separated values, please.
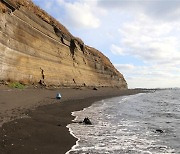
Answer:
[0, 86, 145, 154]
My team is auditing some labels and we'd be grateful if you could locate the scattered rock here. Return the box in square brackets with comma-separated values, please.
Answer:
[73, 79, 76, 84]
[38, 80, 46, 86]
[4, 81, 9, 85]
[93, 87, 98, 90]
[83, 117, 92, 125]
[155, 129, 164, 133]
[73, 87, 82, 90]
[34, 85, 38, 88]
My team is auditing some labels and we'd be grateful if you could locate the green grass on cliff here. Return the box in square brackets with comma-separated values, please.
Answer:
[8, 82, 25, 89]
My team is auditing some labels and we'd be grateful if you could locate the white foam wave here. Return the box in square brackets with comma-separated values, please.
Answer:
[66, 91, 179, 154]
[65, 124, 80, 154]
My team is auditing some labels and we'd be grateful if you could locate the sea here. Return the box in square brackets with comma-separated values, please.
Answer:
[66, 89, 180, 154]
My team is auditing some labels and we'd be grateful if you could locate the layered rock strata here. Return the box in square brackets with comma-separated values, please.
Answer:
[0, 0, 127, 88]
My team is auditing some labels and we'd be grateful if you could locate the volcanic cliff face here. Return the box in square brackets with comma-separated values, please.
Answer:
[0, 0, 127, 88]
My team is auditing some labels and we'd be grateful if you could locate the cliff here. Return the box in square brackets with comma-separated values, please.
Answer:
[0, 0, 127, 88]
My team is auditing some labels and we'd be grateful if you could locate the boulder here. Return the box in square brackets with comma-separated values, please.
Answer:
[155, 129, 164, 133]
[83, 117, 92, 125]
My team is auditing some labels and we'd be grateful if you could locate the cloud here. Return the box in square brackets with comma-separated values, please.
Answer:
[57, 0, 102, 29]
[42, 1, 52, 10]
[115, 64, 180, 88]
[112, 14, 180, 64]
[98, 0, 180, 22]
[114, 64, 135, 71]
[145, 0, 180, 21]
[110, 44, 125, 55]
[127, 76, 180, 89]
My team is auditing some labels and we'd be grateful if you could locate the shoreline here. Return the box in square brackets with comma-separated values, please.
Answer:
[65, 98, 109, 154]
[0, 87, 146, 154]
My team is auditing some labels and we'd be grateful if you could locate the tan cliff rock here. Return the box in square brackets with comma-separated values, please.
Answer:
[0, 0, 127, 88]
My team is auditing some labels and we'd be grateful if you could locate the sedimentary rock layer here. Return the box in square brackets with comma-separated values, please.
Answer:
[0, 0, 127, 88]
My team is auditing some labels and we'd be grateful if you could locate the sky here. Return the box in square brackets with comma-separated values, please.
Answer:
[32, 0, 180, 89]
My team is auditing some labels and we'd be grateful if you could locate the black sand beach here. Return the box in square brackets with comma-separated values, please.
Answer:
[0, 86, 144, 154]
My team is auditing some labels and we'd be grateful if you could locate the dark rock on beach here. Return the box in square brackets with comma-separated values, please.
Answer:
[83, 117, 92, 125]
[155, 129, 164, 133]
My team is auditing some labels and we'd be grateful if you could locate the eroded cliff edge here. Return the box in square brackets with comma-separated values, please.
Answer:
[0, 0, 127, 88]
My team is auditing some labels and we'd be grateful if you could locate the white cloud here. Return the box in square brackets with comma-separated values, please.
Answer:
[98, 0, 180, 22]
[114, 64, 135, 71]
[57, 0, 102, 29]
[44, 2, 53, 10]
[114, 14, 180, 64]
[111, 44, 125, 55]
[127, 76, 180, 89]
[115, 64, 180, 88]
